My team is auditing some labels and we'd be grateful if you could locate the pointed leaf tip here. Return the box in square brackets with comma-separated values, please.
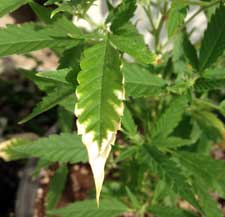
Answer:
[86, 143, 112, 207]
[75, 38, 124, 205]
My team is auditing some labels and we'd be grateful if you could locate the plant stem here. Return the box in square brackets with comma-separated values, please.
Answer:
[162, 0, 223, 52]
[144, 1, 169, 53]
[185, 0, 221, 25]
[144, 6, 156, 33]
[144, 1, 168, 53]
[189, 0, 221, 23]
[154, 2, 168, 53]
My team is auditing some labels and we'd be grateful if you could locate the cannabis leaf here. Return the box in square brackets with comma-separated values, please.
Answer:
[151, 96, 188, 139]
[167, 3, 187, 37]
[121, 106, 138, 136]
[199, 5, 225, 71]
[19, 69, 60, 92]
[151, 206, 198, 217]
[0, 133, 37, 161]
[19, 85, 75, 124]
[193, 179, 222, 217]
[58, 107, 74, 132]
[183, 33, 199, 70]
[203, 68, 225, 79]
[37, 68, 73, 85]
[107, 0, 136, 32]
[123, 62, 166, 98]
[48, 199, 128, 217]
[10, 133, 87, 163]
[47, 165, 68, 210]
[175, 152, 225, 198]
[194, 78, 225, 92]
[145, 146, 201, 212]
[153, 136, 195, 149]
[0, 0, 31, 17]
[58, 44, 84, 84]
[174, 152, 225, 217]
[110, 24, 155, 64]
[0, 20, 80, 57]
[75, 37, 124, 205]
[172, 33, 193, 75]
[29, 1, 52, 23]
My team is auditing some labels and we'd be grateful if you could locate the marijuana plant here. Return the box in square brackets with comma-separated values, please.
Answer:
[0, 0, 225, 216]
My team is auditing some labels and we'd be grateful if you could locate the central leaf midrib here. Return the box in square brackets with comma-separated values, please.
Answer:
[96, 39, 110, 144]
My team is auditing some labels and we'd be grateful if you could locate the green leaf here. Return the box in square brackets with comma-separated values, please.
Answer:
[59, 93, 76, 113]
[75, 37, 124, 204]
[175, 152, 225, 198]
[0, 23, 79, 57]
[52, 0, 95, 18]
[29, 2, 52, 23]
[51, 2, 73, 18]
[19, 85, 75, 124]
[107, 0, 136, 32]
[121, 106, 138, 136]
[151, 179, 177, 206]
[19, 69, 60, 92]
[115, 146, 138, 163]
[10, 133, 88, 163]
[150, 206, 198, 217]
[153, 121, 200, 149]
[58, 44, 83, 75]
[151, 96, 188, 139]
[58, 106, 74, 132]
[46, 17, 83, 38]
[0, 0, 31, 17]
[36, 68, 73, 85]
[123, 62, 166, 98]
[0, 134, 37, 161]
[125, 186, 141, 209]
[167, 80, 194, 95]
[33, 159, 52, 178]
[183, 33, 199, 70]
[46, 165, 68, 210]
[193, 179, 222, 217]
[172, 32, 193, 75]
[193, 110, 225, 137]
[44, 0, 62, 5]
[220, 100, 225, 116]
[153, 136, 195, 149]
[48, 199, 128, 217]
[145, 146, 201, 212]
[110, 24, 155, 64]
[167, 3, 187, 37]
[203, 68, 225, 79]
[199, 5, 225, 71]
[194, 78, 225, 92]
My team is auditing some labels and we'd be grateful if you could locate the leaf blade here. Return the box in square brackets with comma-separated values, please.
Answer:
[123, 62, 166, 98]
[151, 96, 189, 139]
[0, 21, 80, 57]
[46, 165, 68, 210]
[48, 199, 128, 217]
[110, 24, 155, 64]
[75, 38, 124, 204]
[10, 133, 88, 163]
[145, 146, 201, 212]
[19, 85, 75, 124]
[199, 5, 225, 71]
